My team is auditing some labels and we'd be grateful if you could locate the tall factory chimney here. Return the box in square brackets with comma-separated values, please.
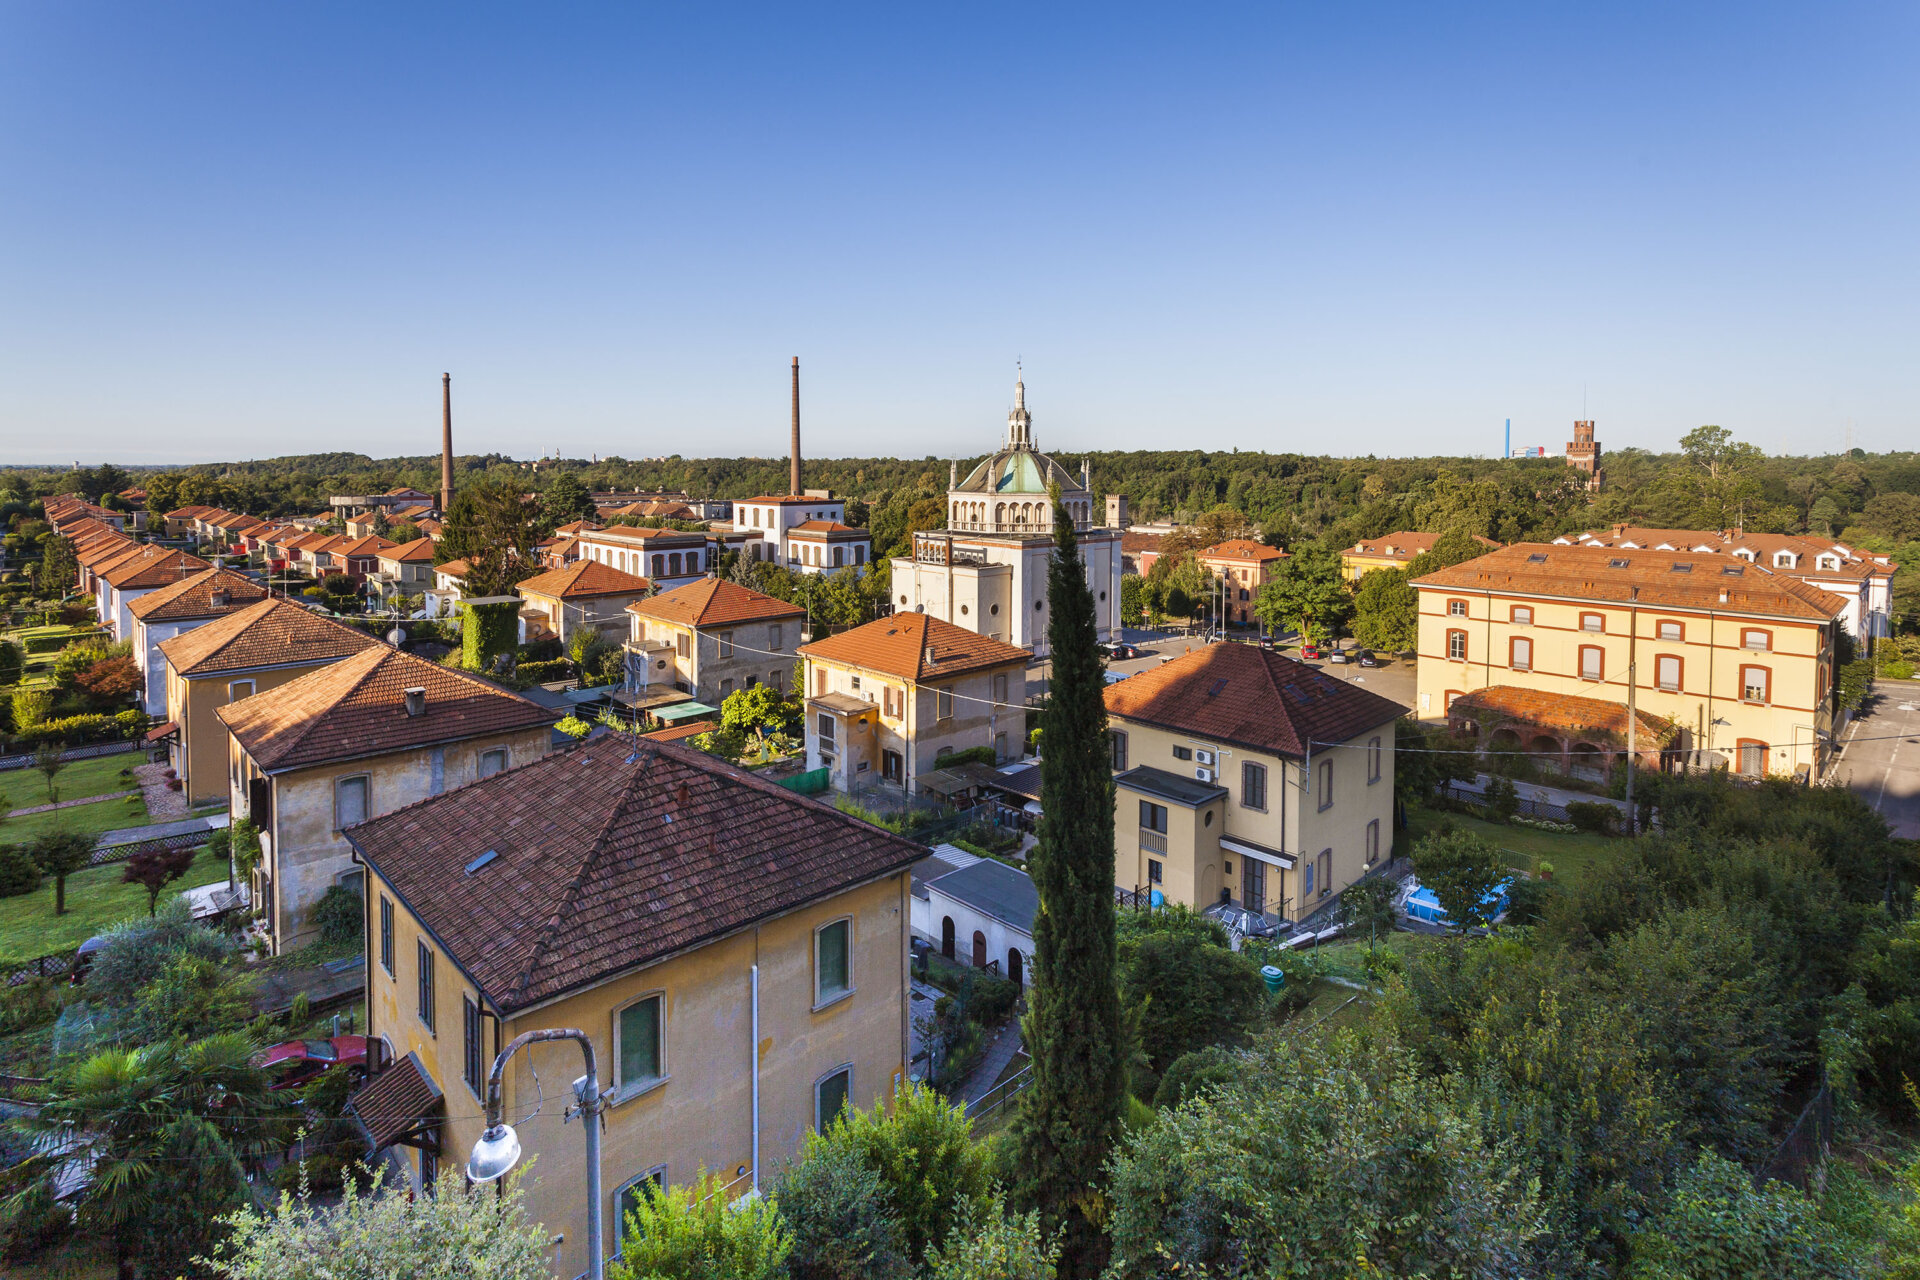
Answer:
[789, 357, 802, 496]
[440, 373, 454, 515]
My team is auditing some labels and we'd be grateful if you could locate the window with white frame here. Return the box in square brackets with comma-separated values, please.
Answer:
[335, 775, 369, 829]
[1447, 630, 1467, 661]
[477, 748, 508, 780]
[1742, 629, 1771, 651]
[815, 919, 851, 1006]
[936, 687, 953, 720]
[1657, 620, 1683, 641]
[1447, 599, 1468, 617]
[615, 994, 664, 1095]
[815, 1066, 852, 1132]
[1741, 665, 1770, 704]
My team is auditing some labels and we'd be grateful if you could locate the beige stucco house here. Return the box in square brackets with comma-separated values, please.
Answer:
[1104, 644, 1405, 926]
[156, 599, 384, 805]
[127, 568, 271, 716]
[514, 559, 653, 646]
[343, 739, 921, 1280]
[798, 614, 1029, 793]
[624, 577, 807, 703]
[218, 646, 556, 952]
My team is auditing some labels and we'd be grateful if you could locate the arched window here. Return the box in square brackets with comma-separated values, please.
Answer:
[972, 931, 987, 969]
[941, 917, 955, 958]
[1007, 948, 1023, 988]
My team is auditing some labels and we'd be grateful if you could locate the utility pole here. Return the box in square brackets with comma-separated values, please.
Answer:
[1625, 598, 1638, 834]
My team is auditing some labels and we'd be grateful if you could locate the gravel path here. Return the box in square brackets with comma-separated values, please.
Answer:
[133, 762, 193, 819]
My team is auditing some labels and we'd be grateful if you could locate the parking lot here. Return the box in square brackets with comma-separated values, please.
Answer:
[1833, 678, 1920, 840]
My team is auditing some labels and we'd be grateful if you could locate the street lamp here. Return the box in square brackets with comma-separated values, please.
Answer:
[469, 1028, 606, 1280]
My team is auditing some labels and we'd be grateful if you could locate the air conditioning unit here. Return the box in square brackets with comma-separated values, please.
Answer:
[1195, 749, 1216, 765]
[1194, 768, 1216, 783]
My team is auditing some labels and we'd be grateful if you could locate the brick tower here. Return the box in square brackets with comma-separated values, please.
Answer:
[1566, 420, 1603, 492]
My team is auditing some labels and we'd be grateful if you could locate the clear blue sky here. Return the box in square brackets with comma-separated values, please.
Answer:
[2, 2, 1914, 466]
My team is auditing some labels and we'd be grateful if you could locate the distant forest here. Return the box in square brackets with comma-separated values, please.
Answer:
[8, 431, 1920, 625]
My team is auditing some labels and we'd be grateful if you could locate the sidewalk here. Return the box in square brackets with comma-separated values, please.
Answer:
[1453, 772, 1629, 817]
[957, 1014, 1025, 1107]
[95, 811, 228, 850]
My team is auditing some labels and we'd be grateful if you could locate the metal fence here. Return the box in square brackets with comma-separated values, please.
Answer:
[0, 739, 140, 772]
[3, 949, 78, 988]
[1441, 781, 1577, 824]
[89, 828, 211, 870]
[963, 1062, 1033, 1124]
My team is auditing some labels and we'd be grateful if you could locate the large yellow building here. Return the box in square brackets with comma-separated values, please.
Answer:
[1412, 543, 1847, 780]
[1104, 644, 1404, 926]
[1340, 531, 1499, 583]
[345, 740, 922, 1280]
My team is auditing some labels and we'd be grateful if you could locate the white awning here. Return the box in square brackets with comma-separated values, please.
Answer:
[1219, 835, 1296, 870]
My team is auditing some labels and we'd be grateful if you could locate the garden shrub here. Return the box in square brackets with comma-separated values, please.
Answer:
[555, 715, 592, 740]
[460, 599, 521, 672]
[608, 1172, 791, 1280]
[515, 658, 572, 685]
[931, 744, 998, 769]
[1152, 1044, 1240, 1109]
[1485, 774, 1519, 823]
[14, 712, 120, 746]
[1626, 1151, 1859, 1279]
[10, 686, 52, 730]
[0, 842, 42, 897]
[923, 1195, 1058, 1280]
[309, 882, 364, 945]
[517, 636, 562, 663]
[84, 897, 233, 1007]
[1567, 801, 1618, 835]
[23, 628, 104, 655]
[774, 1133, 914, 1280]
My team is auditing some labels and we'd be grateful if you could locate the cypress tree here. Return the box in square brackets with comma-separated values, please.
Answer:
[1011, 491, 1125, 1276]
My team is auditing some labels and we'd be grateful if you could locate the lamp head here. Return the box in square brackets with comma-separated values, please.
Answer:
[467, 1122, 521, 1183]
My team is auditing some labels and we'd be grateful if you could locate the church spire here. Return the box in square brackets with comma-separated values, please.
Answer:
[1006, 362, 1033, 450]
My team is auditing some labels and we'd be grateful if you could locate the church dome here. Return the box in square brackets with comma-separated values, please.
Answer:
[951, 373, 1090, 498]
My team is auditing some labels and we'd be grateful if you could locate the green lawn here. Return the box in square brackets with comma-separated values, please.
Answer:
[0, 844, 229, 966]
[0, 792, 152, 843]
[3, 752, 145, 807]
[1402, 805, 1622, 884]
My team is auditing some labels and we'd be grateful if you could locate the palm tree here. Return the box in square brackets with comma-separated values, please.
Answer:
[8, 1032, 290, 1277]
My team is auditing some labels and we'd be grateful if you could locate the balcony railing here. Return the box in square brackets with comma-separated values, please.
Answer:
[1139, 829, 1168, 855]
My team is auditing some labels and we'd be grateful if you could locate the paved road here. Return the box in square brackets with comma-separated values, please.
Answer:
[1833, 678, 1920, 840]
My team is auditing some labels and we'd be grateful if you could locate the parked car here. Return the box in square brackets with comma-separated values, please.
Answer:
[1355, 649, 1382, 668]
[1329, 647, 1350, 664]
[1105, 642, 1140, 660]
[1299, 643, 1323, 660]
[258, 1036, 369, 1091]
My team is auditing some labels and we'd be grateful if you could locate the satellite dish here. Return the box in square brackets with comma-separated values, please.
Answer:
[386, 627, 406, 647]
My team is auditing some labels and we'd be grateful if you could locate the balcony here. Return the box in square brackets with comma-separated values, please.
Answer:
[1139, 828, 1168, 856]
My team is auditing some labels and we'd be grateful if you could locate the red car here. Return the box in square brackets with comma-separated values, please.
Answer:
[258, 1036, 369, 1090]
[1299, 643, 1323, 660]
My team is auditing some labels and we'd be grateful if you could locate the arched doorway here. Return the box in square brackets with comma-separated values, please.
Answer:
[972, 931, 987, 969]
[1528, 734, 1562, 772]
[1007, 948, 1023, 989]
[1488, 727, 1523, 753]
[941, 917, 955, 959]
[1569, 742, 1609, 783]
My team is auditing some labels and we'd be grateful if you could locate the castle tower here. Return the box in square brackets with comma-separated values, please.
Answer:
[1566, 419, 1604, 492]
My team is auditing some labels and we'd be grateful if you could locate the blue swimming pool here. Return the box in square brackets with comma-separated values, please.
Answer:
[1404, 879, 1511, 926]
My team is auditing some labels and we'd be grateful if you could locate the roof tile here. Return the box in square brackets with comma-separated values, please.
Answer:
[799, 614, 1029, 682]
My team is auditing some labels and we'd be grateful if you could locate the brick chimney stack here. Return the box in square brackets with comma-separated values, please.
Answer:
[790, 357, 802, 496]
[440, 373, 455, 516]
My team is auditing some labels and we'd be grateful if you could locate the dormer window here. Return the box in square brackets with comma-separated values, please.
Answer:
[1774, 552, 1795, 568]
[1817, 555, 1839, 571]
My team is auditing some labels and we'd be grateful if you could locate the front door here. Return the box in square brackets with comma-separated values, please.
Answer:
[1242, 857, 1266, 917]
[972, 931, 987, 969]
[883, 750, 904, 784]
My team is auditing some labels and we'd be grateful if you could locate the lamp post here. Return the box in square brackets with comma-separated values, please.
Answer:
[469, 1028, 606, 1280]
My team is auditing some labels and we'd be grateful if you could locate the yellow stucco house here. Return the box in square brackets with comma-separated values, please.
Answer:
[218, 646, 556, 952]
[1104, 644, 1405, 927]
[343, 739, 922, 1280]
[1412, 542, 1847, 780]
[624, 577, 807, 703]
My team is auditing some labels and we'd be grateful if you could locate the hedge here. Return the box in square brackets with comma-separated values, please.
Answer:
[12, 709, 147, 747]
[460, 599, 520, 673]
[517, 658, 573, 685]
[24, 628, 107, 655]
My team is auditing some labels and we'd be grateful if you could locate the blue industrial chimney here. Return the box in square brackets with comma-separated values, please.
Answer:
[1504, 418, 1511, 458]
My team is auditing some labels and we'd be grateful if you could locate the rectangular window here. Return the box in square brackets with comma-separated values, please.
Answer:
[1172, 745, 1193, 761]
[477, 748, 508, 779]
[1366, 819, 1380, 864]
[379, 896, 393, 975]
[228, 679, 255, 702]
[1737, 739, 1767, 776]
[1368, 736, 1382, 783]
[463, 996, 483, 1096]
[1510, 636, 1532, 672]
[770, 668, 784, 693]
[416, 940, 435, 1033]
[1447, 629, 1467, 661]
[1147, 859, 1163, 884]
[769, 624, 782, 651]
[1110, 730, 1128, 772]
[1741, 665, 1770, 703]
[1510, 605, 1533, 626]
[1656, 654, 1681, 692]
[816, 1067, 851, 1132]
[617, 995, 663, 1093]
[1657, 620, 1684, 641]
[994, 673, 1008, 704]
[1317, 759, 1333, 811]
[676, 633, 690, 659]
[936, 687, 953, 720]
[1581, 613, 1605, 633]
[817, 713, 835, 744]
[720, 678, 734, 698]
[1241, 761, 1267, 811]
[718, 631, 735, 658]
[815, 919, 851, 1005]
[1139, 800, 1169, 834]
[1302, 858, 1315, 897]
[815, 667, 827, 695]
[1318, 850, 1332, 899]
[1447, 599, 1468, 617]
[1743, 629, 1771, 651]
[335, 775, 370, 829]
[1580, 646, 1604, 681]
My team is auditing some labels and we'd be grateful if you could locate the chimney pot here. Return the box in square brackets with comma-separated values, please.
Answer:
[404, 687, 427, 717]
[210, 589, 230, 607]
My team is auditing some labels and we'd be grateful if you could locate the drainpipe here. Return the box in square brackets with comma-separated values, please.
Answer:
[750, 962, 761, 1193]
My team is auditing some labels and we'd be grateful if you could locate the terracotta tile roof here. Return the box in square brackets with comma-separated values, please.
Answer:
[128, 568, 271, 622]
[163, 505, 219, 520]
[435, 558, 471, 579]
[349, 1049, 444, 1149]
[218, 645, 556, 772]
[330, 535, 398, 559]
[301, 535, 347, 557]
[628, 578, 804, 629]
[76, 535, 138, 566]
[788, 520, 865, 535]
[379, 537, 438, 564]
[60, 518, 121, 542]
[744, 495, 833, 505]
[1348, 530, 1501, 560]
[100, 547, 211, 590]
[283, 532, 333, 553]
[799, 613, 1029, 682]
[1448, 685, 1679, 745]
[1197, 539, 1285, 562]
[583, 525, 703, 544]
[344, 740, 924, 1012]
[554, 520, 602, 536]
[1104, 642, 1406, 758]
[88, 543, 153, 577]
[1412, 543, 1849, 622]
[640, 719, 718, 742]
[157, 598, 383, 678]
[1559, 526, 1891, 581]
[515, 559, 653, 600]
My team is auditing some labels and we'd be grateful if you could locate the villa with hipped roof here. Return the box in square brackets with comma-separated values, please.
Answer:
[514, 559, 654, 646]
[799, 613, 1028, 793]
[127, 568, 271, 714]
[95, 546, 210, 643]
[220, 646, 556, 952]
[624, 577, 806, 704]
[156, 598, 384, 803]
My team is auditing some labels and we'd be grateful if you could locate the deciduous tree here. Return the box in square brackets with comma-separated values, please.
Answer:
[1253, 542, 1352, 642]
